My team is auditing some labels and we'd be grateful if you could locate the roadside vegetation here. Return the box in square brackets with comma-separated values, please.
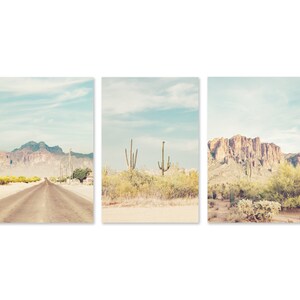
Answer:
[0, 176, 41, 185]
[208, 162, 300, 222]
[50, 168, 93, 184]
[73, 168, 92, 183]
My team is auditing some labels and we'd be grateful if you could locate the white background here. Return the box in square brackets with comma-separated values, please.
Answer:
[1, 0, 299, 299]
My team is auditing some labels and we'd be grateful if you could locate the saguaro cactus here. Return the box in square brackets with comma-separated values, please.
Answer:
[158, 141, 171, 176]
[245, 155, 253, 179]
[125, 139, 138, 171]
[230, 190, 235, 207]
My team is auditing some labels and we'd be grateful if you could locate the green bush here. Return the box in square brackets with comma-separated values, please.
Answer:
[73, 168, 92, 183]
[265, 163, 300, 204]
[208, 180, 266, 201]
[282, 196, 300, 209]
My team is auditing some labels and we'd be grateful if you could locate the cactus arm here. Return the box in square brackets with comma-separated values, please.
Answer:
[166, 156, 171, 171]
[132, 152, 135, 169]
[130, 139, 133, 169]
[133, 149, 138, 168]
[125, 149, 129, 167]
[158, 161, 162, 169]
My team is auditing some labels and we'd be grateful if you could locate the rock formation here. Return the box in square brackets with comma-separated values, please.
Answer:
[208, 134, 283, 169]
[208, 135, 284, 184]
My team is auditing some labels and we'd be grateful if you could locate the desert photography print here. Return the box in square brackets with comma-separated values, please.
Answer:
[102, 78, 199, 223]
[0, 78, 94, 223]
[208, 77, 300, 223]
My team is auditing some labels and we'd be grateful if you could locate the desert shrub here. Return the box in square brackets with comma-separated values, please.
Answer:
[102, 170, 154, 199]
[208, 184, 225, 199]
[8, 176, 18, 183]
[208, 180, 265, 201]
[266, 163, 300, 204]
[25, 176, 40, 183]
[209, 163, 300, 209]
[152, 171, 198, 199]
[237, 199, 255, 220]
[282, 196, 300, 209]
[0, 177, 9, 185]
[17, 176, 28, 183]
[49, 177, 57, 182]
[57, 176, 67, 183]
[115, 180, 138, 198]
[236, 199, 281, 222]
[253, 201, 281, 222]
[230, 180, 266, 200]
[0, 176, 41, 185]
[102, 169, 199, 200]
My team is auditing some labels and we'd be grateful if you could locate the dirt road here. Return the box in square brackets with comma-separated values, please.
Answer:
[0, 179, 93, 223]
[102, 206, 199, 223]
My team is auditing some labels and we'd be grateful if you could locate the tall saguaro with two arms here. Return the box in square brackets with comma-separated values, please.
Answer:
[158, 141, 171, 176]
[125, 139, 138, 171]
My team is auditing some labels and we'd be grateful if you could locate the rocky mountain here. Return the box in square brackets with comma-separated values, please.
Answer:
[208, 135, 285, 184]
[12, 141, 64, 154]
[0, 141, 93, 177]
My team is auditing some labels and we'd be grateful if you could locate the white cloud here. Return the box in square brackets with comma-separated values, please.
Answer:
[0, 77, 91, 95]
[102, 78, 198, 115]
[0, 78, 93, 153]
[56, 87, 91, 102]
[208, 78, 300, 153]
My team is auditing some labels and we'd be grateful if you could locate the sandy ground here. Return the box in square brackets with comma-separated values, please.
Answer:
[273, 210, 300, 223]
[0, 179, 93, 223]
[208, 199, 300, 223]
[102, 197, 198, 208]
[58, 184, 93, 202]
[0, 180, 44, 200]
[102, 206, 198, 223]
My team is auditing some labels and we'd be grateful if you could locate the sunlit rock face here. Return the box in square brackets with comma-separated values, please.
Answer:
[208, 135, 283, 168]
[208, 135, 286, 185]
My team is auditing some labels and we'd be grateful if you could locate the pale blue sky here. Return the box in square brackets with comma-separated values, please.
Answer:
[0, 78, 93, 153]
[208, 77, 300, 153]
[102, 78, 199, 170]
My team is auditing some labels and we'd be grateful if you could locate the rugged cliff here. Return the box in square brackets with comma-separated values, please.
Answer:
[208, 135, 284, 184]
[208, 135, 283, 167]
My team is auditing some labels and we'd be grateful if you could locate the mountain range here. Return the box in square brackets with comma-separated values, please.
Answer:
[208, 134, 300, 184]
[0, 141, 93, 177]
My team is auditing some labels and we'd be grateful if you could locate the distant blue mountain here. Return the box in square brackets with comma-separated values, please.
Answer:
[12, 141, 93, 158]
